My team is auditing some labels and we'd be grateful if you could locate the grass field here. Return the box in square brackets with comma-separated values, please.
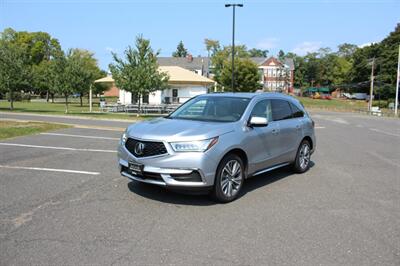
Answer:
[0, 120, 70, 140]
[0, 101, 153, 120]
[296, 97, 369, 111]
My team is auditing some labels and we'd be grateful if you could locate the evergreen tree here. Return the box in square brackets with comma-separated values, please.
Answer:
[172, 41, 188, 57]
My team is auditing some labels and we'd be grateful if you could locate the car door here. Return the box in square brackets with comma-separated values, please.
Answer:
[288, 101, 307, 158]
[245, 99, 281, 173]
[270, 99, 301, 163]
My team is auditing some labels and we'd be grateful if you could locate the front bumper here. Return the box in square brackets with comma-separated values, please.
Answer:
[118, 141, 219, 189]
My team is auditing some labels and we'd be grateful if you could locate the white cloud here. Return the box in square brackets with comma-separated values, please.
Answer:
[256, 37, 279, 50]
[358, 42, 376, 48]
[292, 41, 322, 55]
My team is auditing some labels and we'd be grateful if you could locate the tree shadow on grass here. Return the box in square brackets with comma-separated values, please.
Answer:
[127, 161, 315, 206]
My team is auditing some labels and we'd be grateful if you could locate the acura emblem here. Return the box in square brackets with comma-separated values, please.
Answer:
[134, 142, 145, 155]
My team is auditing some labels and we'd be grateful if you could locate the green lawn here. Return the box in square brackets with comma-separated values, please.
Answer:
[0, 101, 156, 120]
[296, 97, 369, 112]
[0, 120, 70, 140]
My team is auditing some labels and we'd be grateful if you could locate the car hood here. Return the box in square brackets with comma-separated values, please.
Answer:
[127, 118, 235, 142]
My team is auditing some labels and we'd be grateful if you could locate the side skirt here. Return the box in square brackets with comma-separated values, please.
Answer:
[248, 162, 290, 178]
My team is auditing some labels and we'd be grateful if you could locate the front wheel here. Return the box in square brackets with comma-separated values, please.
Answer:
[212, 154, 244, 203]
[293, 140, 312, 173]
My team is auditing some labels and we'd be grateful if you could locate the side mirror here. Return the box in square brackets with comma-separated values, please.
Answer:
[249, 116, 268, 127]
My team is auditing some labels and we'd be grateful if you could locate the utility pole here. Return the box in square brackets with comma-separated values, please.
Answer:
[395, 45, 400, 116]
[225, 3, 243, 92]
[368, 58, 375, 112]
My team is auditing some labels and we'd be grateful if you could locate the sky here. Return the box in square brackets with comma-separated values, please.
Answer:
[1, 0, 399, 70]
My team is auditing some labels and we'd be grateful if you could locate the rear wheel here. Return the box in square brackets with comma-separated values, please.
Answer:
[293, 140, 311, 173]
[212, 154, 244, 203]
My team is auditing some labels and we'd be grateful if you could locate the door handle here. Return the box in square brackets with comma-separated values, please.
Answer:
[272, 129, 279, 135]
[296, 125, 301, 131]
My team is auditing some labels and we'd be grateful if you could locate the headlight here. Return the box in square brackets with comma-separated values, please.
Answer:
[170, 137, 218, 152]
[121, 132, 128, 144]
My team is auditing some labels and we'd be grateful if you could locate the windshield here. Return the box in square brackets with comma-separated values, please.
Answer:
[167, 96, 251, 122]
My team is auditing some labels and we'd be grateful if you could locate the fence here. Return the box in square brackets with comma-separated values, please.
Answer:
[101, 103, 181, 114]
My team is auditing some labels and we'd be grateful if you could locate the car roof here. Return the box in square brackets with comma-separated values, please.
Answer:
[200, 92, 298, 101]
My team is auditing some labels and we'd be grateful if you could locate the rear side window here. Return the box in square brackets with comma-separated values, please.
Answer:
[290, 102, 304, 118]
[271, 99, 292, 121]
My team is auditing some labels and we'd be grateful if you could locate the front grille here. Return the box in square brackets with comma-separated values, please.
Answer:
[125, 138, 168, 158]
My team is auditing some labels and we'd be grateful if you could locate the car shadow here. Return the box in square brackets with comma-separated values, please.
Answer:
[127, 161, 315, 206]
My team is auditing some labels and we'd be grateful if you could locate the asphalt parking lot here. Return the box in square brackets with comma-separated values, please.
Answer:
[0, 111, 399, 265]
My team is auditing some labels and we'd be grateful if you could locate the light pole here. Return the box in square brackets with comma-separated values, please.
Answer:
[395, 44, 400, 116]
[225, 3, 243, 92]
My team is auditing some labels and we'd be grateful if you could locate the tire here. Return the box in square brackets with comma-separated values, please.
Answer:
[212, 154, 245, 203]
[293, 140, 312, 173]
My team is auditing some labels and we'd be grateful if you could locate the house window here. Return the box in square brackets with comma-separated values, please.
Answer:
[172, 89, 179, 103]
[142, 93, 149, 104]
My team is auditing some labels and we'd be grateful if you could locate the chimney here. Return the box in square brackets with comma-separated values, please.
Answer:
[186, 54, 193, 62]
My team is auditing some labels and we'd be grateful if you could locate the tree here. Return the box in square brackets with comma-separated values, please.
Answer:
[0, 38, 31, 110]
[204, 38, 220, 57]
[67, 49, 103, 106]
[211, 45, 250, 83]
[109, 35, 169, 115]
[378, 23, 400, 86]
[50, 51, 74, 113]
[172, 41, 188, 57]
[349, 44, 380, 85]
[278, 50, 285, 61]
[2, 28, 62, 99]
[337, 43, 358, 59]
[40, 49, 77, 113]
[248, 48, 268, 57]
[32, 60, 54, 101]
[218, 58, 260, 92]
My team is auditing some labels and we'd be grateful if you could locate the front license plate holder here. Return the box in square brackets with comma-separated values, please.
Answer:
[128, 161, 144, 175]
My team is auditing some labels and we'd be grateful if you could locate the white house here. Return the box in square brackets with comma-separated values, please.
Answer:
[117, 66, 215, 105]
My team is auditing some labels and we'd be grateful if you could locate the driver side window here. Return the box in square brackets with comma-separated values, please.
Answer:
[250, 99, 272, 121]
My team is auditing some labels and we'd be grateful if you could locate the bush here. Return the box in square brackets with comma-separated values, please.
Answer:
[373, 101, 388, 109]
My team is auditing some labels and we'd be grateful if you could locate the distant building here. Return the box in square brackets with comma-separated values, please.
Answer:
[157, 55, 210, 77]
[251, 57, 295, 93]
[102, 55, 295, 102]
[157, 55, 295, 93]
[117, 66, 215, 105]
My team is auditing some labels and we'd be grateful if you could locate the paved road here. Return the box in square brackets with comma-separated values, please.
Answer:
[0, 112, 134, 129]
[0, 111, 399, 265]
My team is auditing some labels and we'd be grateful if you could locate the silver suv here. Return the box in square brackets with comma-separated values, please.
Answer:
[118, 93, 316, 202]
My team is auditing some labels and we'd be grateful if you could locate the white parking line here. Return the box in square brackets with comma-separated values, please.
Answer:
[366, 152, 399, 168]
[0, 165, 100, 175]
[369, 128, 400, 138]
[40, 132, 120, 140]
[315, 126, 325, 129]
[0, 143, 117, 153]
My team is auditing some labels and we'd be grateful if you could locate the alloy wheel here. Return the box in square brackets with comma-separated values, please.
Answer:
[299, 143, 311, 169]
[220, 160, 243, 197]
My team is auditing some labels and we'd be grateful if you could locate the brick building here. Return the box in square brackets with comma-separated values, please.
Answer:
[251, 57, 295, 93]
